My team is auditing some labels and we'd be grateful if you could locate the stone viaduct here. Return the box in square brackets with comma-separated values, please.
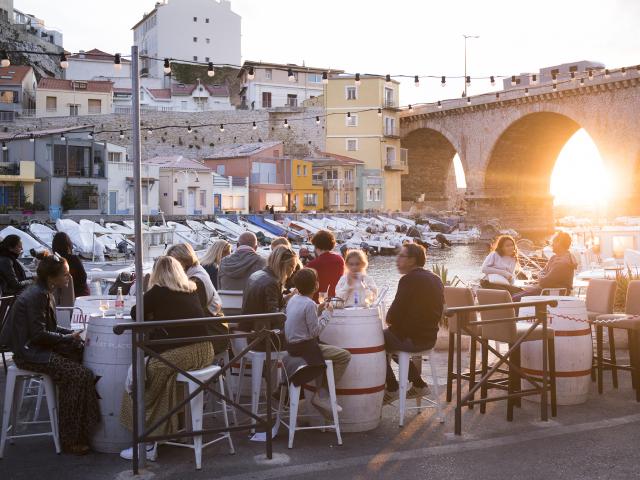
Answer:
[400, 67, 640, 234]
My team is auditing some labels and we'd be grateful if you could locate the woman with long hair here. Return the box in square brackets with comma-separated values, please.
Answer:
[199, 239, 232, 290]
[1, 254, 99, 454]
[119, 256, 213, 462]
[0, 234, 31, 296]
[480, 235, 523, 295]
[52, 232, 89, 297]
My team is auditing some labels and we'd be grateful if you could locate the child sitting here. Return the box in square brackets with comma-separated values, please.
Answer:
[335, 249, 378, 307]
[285, 268, 352, 416]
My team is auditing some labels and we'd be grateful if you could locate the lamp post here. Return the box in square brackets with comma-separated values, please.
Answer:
[463, 34, 479, 98]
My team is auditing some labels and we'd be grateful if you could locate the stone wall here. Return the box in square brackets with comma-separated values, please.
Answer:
[3, 107, 326, 159]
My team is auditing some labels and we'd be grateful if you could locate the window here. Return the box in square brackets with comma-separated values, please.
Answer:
[346, 114, 357, 127]
[326, 170, 338, 180]
[88, 99, 101, 114]
[108, 152, 122, 163]
[46, 96, 57, 112]
[69, 105, 79, 116]
[0, 90, 16, 104]
[384, 117, 396, 136]
[200, 190, 207, 207]
[303, 165, 307, 176]
[346, 86, 357, 100]
[193, 37, 198, 42]
[291, 71, 298, 82]
[205, 18, 210, 23]
[303, 193, 317, 206]
[296, 165, 301, 176]
[308, 73, 322, 83]
[177, 190, 184, 207]
[346, 139, 357, 151]
[205, 56, 210, 62]
[261, 91, 272, 108]
[384, 87, 394, 107]
[345, 169, 353, 181]
[345, 192, 350, 204]
[375, 188, 381, 201]
[66, 185, 99, 210]
[206, 38, 210, 44]
[367, 188, 374, 201]
[286, 94, 298, 107]
[386, 146, 396, 164]
[193, 16, 197, 22]
[334, 192, 339, 205]
[265, 69, 272, 80]
[193, 56, 198, 62]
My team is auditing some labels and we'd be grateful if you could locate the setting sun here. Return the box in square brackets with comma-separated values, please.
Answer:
[550, 129, 611, 207]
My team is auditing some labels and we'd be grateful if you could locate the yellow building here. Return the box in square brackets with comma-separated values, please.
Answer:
[308, 152, 363, 213]
[0, 132, 41, 209]
[36, 78, 113, 117]
[325, 75, 407, 212]
[288, 158, 323, 211]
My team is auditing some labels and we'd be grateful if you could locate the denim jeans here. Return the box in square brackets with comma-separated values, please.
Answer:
[384, 328, 435, 391]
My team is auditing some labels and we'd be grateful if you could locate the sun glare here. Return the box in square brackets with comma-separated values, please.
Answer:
[550, 129, 611, 207]
[453, 154, 467, 189]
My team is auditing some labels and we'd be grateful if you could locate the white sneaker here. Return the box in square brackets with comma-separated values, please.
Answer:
[120, 443, 158, 462]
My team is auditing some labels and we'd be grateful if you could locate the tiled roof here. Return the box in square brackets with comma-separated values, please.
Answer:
[147, 88, 171, 100]
[38, 78, 114, 93]
[69, 49, 131, 63]
[172, 83, 230, 97]
[144, 155, 213, 171]
[204, 141, 283, 159]
[204, 84, 230, 96]
[171, 83, 196, 96]
[0, 66, 34, 85]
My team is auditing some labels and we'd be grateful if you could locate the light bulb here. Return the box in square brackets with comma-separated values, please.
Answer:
[288, 68, 295, 82]
[187, 125, 192, 133]
[496, 92, 500, 99]
[322, 71, 328, 84]
[119, 130, 124, 139]
[87, 132, 93, 140]
[408, 104, 413, 112]
[283, 119, 289, 128]
[467, 96, 471, 104]
[207, 62, 215, 77]
[588, 69, 594, 80]
[147, 129, 153, 135]
[621, 67, 627, 76]
[60, 53, 69, 69]
[466, 76, 471, 86]
[247, 66, 255, 80]
[219, 124, 224, 132]
[355, 73, 361, 86]
[441, 76, 446, 87]
[1, 142, 6, 151]
[377, 108, 382, 117]
[580, 78, 585, 86]
[552, 73, 558, 84]
[570, 71, 576, 81]
[29, 134, 35, 143]
[347, 112, 351, 118]
[60, 134, 66, 141]
[114, 53, 122, 70]
[552, 84, 557, 91]
[490, 76, 495, 86]
[315, 116, 320, 125]
[524, 88, 529, 96]
[385, 74, 391, 85]
[252, 121, 257, 130]
[163, 58, 171, 74]
[0, 51, 9, 68]
[437, 100, 442, 109]
[414, 75, 419, 87]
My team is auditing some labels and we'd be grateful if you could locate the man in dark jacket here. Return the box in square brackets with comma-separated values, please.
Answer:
[218, 232, 267, 291]
[384, 243, 444, 403]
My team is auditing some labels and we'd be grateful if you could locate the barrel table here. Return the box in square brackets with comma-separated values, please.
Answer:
[82, 315, 133, 453]
[520, 296, 592, 405]
[316, 307, 387, 432]
[74, 295, 136, 320]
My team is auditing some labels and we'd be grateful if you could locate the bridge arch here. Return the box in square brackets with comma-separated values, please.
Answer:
[400, 127, 466, 208]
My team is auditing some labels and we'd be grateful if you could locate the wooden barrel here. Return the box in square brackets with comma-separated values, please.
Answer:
[315, 307, 387, 432]
[82, 315, 132, 453]
[520, 296, 592, 405]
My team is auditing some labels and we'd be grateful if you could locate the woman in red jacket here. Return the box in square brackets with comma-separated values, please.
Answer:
[306, 230, 345, 302]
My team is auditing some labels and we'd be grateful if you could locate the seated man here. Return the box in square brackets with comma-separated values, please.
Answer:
[513, 232, 577, 301]
[384, 243, 444, 403]
[218, 231, 267, 291]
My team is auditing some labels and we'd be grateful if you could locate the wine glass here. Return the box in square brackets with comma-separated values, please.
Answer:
[98, 300, 109, 317]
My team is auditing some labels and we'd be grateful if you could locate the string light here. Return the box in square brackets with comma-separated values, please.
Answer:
[346, 112, 351, 118]
[163, 58, 171, 74]
[288, 68, 295, 82]
[29, 134, 34, 142]
[87, 132, 93, 140]
[466, 76, 471, 86]
[252, 121, 257, 130]
[187, 125, 192, 133]
[0, 50, 9, 68]
[510, 75, 516, 86]
[437, 100, 442, 109]
[283, 119, 289, 128]
[147, 128, 153, 135]
[60, 133, 66, 141]
[322, 71, 328, 84]
[441, 76, 446, 87]
[114, 53, 122, 70]
[570, 71, 576, 81]
[524, 88, 529, 96]
[355, 73, 361, 86]
[315, 116, 320, 125]
[385, 74, 392, 85]
[377, 108, 382, 117]
[552, 73, 558, 84]
[414, 75, 419, 87]
[490, 76, 495, 86]
[247, 66, 255, 80]
[467, 96, 471, 104]
[621, 67, 627, 76]
[1, 142, 6, 151]
[552, 84, 557, 91]
[495, 92, 500, 100]
[207, 62, 215, 77]
[60, 52, 68, 69]
[588, 69, 594, 80]
[408, 104, 413, 112]
[219, 124, 224, 132]
[119, 130, 124, 139]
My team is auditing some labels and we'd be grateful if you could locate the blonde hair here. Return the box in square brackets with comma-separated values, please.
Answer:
[149, 256, 196, 293]
[344, 249, 368, 271]
[165, 243, 199, 270]
[270, 236, 290, 250]
[268, 245, 300, 285]
[200, 239, 231, 267]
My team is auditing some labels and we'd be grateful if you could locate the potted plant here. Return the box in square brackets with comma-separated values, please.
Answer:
[61, 185, 78, 212]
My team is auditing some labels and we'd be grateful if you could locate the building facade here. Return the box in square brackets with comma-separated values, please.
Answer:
[289, 158, 323, 212]
[12, 7, 63, 48]
[325, 75, 407, 211]
[132, 0, 241, 79]
[146, 155, 215, 216]
[0, 65, 36, 121]
[36, 78, 113, 117]
[0, 130, 40, 209]
[309, 152, 363, 213]
[65, 49, 132, 88]
[107, 148, 160, 215]
[237, 61, 341, 110]
[212, 172, 249, 214]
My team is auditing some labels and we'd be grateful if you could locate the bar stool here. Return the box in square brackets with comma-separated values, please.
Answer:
[389, 350, 444, 427]
[204, 350, 238, 425]
[168, 365, 235, 470]
[277, 359, 342, 448]
[586, 279, 617, 384]
[0, 366, 61, 458]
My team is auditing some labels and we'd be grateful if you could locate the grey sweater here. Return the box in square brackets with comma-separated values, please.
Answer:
[218, 247, 267, 291]
[284, 294, 331, 344]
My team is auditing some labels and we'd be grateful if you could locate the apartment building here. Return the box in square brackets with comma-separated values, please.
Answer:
[36, 78, 113, 117]
[0, 129, 41, 209]
[133, 0, 241, 79]
[0, 65, 36, 121]
[107, 148, 161, 215]
[65, 49, 132, 88]
[325, 75, 407, 211]
[309, 152, 363, 213]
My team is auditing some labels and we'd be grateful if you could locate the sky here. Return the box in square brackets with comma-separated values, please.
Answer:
[14, 0, 640, 105]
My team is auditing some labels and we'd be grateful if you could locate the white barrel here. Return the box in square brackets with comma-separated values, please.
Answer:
[316, 307, 387, 432]
[83, 315, 132, 453]
[520, 296, 592, 405]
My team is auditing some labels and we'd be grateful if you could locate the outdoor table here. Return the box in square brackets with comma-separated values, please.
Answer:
[317, 306, 387, 432]
[74, 295, 137, 321]
[520, 295, 592, 405]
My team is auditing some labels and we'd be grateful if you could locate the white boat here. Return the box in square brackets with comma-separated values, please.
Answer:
[0, 226, 47, 257]
[166, 221, 208, 249]
[29, 222, 57, 248]
[203, 220, 240, 241]
[56, 218, 106, 260]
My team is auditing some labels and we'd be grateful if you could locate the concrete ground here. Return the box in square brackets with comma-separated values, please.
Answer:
[2, 349, 640, 480]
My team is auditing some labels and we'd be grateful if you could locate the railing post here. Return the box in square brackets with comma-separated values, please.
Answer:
[131, 329, 139, 474]
[265, 328, 273, 459]
[455, 311, 466, 435]
[537, 303, 549, 421]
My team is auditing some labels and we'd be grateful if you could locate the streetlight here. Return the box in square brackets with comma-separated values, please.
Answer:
[463, 34, 479, 98]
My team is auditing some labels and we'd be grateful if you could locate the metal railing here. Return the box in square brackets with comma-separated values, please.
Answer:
[113, 312, 285, 474]
[444, 299, 557, 435]
[383, 126, 400, 137]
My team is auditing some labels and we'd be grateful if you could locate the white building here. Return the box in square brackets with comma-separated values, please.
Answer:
[132, 0, 241, 79]
[12, 7, 63, 47]
[107, 149, 161, 215]
[212, 173, 248, 213]
[237, 61, 342, 110]
[65, 49, 132, 88]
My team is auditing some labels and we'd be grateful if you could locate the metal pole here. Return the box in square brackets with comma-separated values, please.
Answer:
[463, 35, 479, 98]
[131, 45, 146, 469]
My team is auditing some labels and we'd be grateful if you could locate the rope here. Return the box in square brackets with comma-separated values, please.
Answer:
[546, 312, 640, 325]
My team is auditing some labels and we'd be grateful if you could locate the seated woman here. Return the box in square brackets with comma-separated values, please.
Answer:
[52, 232, 89, 297]
[119, 256, 213, 462]
[241, 246, 300, 348]
[306, 230, 345, 302]
[200, 239, 232, 290]
[1, 254, 99, 455]
[0, 234, 32, 296]
[335, 249, 378, 306]
[479, 235, 524, 296]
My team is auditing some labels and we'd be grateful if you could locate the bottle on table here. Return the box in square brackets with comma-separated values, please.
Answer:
[115, 287, 125, 319]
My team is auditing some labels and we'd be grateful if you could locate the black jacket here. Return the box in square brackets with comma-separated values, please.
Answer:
[0, 283, 73, 364]
[386, 268, 444, 347]
[240, 267, 285, 332]
[0, 251, 31, 297]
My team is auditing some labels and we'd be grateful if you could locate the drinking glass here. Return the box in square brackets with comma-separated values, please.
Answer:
[98, 300, 109, 317]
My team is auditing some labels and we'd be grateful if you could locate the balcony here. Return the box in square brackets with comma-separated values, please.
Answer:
[0, 162, 20, 176]
[324, 179, 355, 190]
[385, 148, 408, 173]
[383, 125, 400, 138]
[383, 98, 399, 110]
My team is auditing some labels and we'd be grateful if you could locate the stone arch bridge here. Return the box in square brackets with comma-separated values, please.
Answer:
[400, 67, 640, 234]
